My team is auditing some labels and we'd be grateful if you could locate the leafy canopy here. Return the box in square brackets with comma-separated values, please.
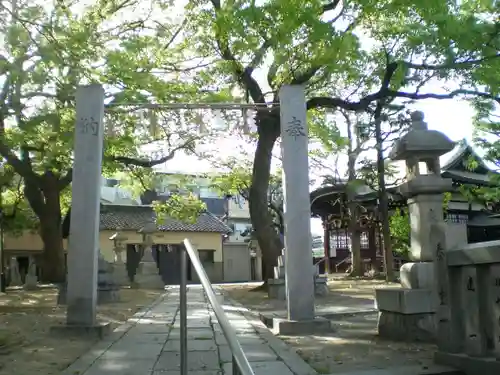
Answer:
[153, 193, 207, 224]
[0, 0, 223, 229]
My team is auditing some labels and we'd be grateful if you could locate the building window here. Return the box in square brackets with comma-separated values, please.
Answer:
[331, 233, 351, 248]
[198, 249, 215, 263]
[360, 232, 369, 249]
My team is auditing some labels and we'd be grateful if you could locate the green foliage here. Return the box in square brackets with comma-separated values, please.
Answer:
[210, 155, 284, 232]
[0, 0, 214, 234]
[153, 194, 207, 224]
[210, 159, 253, 198]
[389, 208, 410, 256]
[0, 0, 497, 254]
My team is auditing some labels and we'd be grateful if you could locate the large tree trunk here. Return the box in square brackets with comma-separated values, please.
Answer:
[39, 212, 66, 283]
[249, 118, 282, 284]
[348, 203, 363, 277]
[374, 104, 396, 282]
[24, 173, 66, 283]
[346, 118, 363, 277]
[347, 163, 363, 277]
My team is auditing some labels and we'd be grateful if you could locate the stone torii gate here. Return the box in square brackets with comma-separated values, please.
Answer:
[57, 84, 330, 335]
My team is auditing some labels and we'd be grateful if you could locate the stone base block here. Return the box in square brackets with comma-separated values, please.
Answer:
[97, 288, 121, 303]
[268, 279, 286, 300]
[314, 276, 328, 296]
[376, 288, 437, 342]
[268, 277, 329, 300]
[271, 317, 333, 336]
[57, 284, 121, 305]
[400, 262, 434, 289]
[50, 322, 112, 339]
[377, 310, 436, 342]
[435, 351, 500, 375]
[110, 264, 130, 286]
[375, 288, 436, 314]
[23, 275, 38, 290]
[134, 275, 165, 290]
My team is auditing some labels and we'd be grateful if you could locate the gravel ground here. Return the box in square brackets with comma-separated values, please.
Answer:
[0, 286, 163, 375]
[223, 277, 437, 374]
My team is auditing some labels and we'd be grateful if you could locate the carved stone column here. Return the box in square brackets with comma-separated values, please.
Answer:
[23, 256, 38, 290]
[134, 223, 164, 289]
[9, 257, 22, 286]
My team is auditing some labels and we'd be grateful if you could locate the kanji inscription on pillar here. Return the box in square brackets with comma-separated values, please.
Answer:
[285, 116, 306, 140]
[78, 116, 99, 136]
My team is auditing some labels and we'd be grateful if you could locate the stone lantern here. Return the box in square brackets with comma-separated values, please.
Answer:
[140, 222, 156, 250]
[135, 221, 164, 289]
[109, 231, 127, 263]
[375, 111, 455, 342]
[109, 231, 129, 286]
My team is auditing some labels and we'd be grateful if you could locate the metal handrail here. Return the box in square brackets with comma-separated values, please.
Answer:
[335, 255, 351, 272]
[181, 238, 255, 375]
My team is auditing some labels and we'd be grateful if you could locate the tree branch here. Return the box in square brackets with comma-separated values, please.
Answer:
[404, 52, 500, 71]
[247, 39, 272, 74]
[58, 137, 197, 190]
[0, 139, 39, 184]
[209, 0, 265, 103]
[308, 86, 500, 112]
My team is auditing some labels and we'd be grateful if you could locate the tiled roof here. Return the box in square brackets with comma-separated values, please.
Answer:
[99, 204, 231, 233]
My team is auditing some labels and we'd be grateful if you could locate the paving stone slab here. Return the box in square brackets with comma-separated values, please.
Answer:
[130, 323, 171, 334]
[163, 339, 217, 352]
[152, 371, 222, 375]
[218, 344, 278, 363]
[173, 321, 211, 328]
[63, 287, 320, 375]
[133, 318, 173, 325]
[169, 328, 214, 339]
[155, 350, 220, 371]
[222, 360, 295, 375]
[214, 332, 264, 346]
[212, 323, 255, 334]
[221, 291, 318, 375]
[83, 358, 157, 375]
[101, 342, 164, 359]
[123, 332, 168, 344]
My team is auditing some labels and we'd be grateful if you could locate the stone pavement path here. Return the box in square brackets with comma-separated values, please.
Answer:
[61, 285, 316, 375]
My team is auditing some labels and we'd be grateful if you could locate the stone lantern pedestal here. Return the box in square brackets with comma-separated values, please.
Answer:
[133, 223, 164, 290]
[375, 111, 455, 342]
[134, 246, 165, 289]
[109, 232, 130, 286]
[58, 252, 120, 305]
